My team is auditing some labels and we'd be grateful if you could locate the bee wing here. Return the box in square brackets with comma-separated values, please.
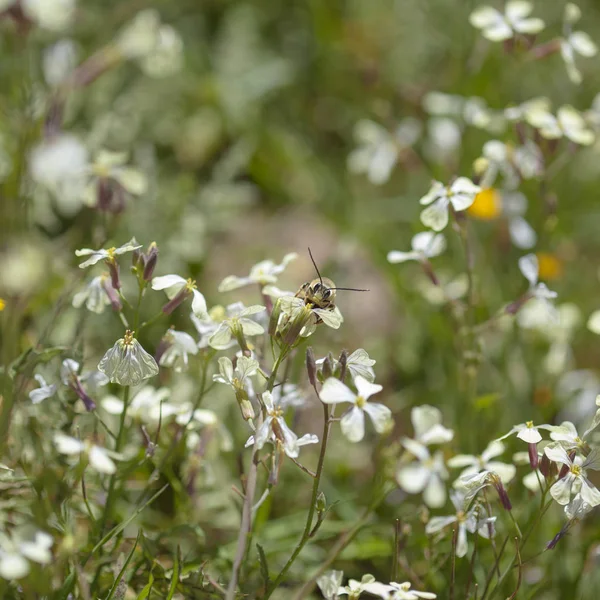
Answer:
[313, 307, 343, 329]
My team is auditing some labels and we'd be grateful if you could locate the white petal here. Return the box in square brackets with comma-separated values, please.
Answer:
[587, 310, 600, 334]
[513, 17, 544, 35]
[320, 378, 356, 405]
[447, 454, 477, 468]
[469, 6, 502, 29]
[239, 318, 265, 337]
[425, 515, 457, 534]
[483, 20, 514, 42]
[363, 402, 392, 433]
[412, 405, 443, 440]
[54, 433, 84, 455]
[340, 406, 366, 442]
[420, 424, 454, 445]
[0, 553, 30, 579]
[397, 464, 430, 493]
[558, 106, 595, 145]
[579, 479, 600, 507]
[518, 254, 539, 286]
[419, 181, 446, 205]
[354, 375, 382, 401]
[509, 217, 537, 249]
[481, 440, 506, 461]
[89, 446, 117, 474]
[313, 307, 344, 329]
[516, 427, 542, 443]
[218, 275, 251, 292]
[505, 0, 533, 21]
[367, 141, 398, 185]
[387, 250, 420, 264]
[413, 231, 447, 258]
[423, 475, 447, 508]
[297, 433, 319, 447]
[151, 274, 186, 291]
[401, 437, 431, 462]
[191, 290, 208, 318]
[569, 31, 597, 57]
[456, 523, 468, 558]
[486, 461, 516, 483]
[550, 473, 575, 505]
[116, 168, 147, 195]
[420, 199, 449, 232]
[544, 444, 572, 466]
[101, 395, 125, 414]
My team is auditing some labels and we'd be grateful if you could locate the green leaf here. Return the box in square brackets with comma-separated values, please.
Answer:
[136, 573, 154, 600]
[105, 530, 142, 600]
[256, 543, 270, 588]
[166, 545, 180, 600]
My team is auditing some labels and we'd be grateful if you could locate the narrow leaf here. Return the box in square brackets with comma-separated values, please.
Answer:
[105, 530, 142, 600]
[256, 543, 271, 587]
[166, 545, 180, 600]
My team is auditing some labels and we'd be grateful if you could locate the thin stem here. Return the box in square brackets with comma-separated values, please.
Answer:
[263, 386, 331, 597]
[450, 528, 457, 600]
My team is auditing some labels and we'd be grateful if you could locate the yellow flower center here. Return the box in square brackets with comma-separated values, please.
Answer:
[571, 464, 581, 477]
[185, 278, 197, 292]
[526, 421, 534, 428]
[269, 407, 284, 418]
[536, 252, 563, 281]
[92, 163, 111, 178]
[123, 329, 135, 345]
[468, 188, 502, 220]
[356, 396, 366, 409]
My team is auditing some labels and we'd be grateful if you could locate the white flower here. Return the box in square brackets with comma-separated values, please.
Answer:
[504, 97, 551, 123]
[252, 391, 301, 458]
[75, 238, 142, 268]
[387, 232, 446, 264]
[419, 177, 481, 231]
[246, 431, 318, 458]
[544, 445, 600, 507]
[526, 105, 594, 146]
[83, 151, 147, 210]
[502, 192, 537, 250]
[29, 374, 57, 404]
[140, 24, 184, 78]
[213, 356, 258, 390]
[102, 385, 171, 422]
[411, 405, 454, 445]
[54, 432, 120, 474]
[448, 440, 516, 485]
[191, 306, 235, 349]
[363, 580, 437, 600]
[548, 420, 590, 452]
[416, 272, 468, 306]
[29, 134, 89, 217]
[151, 274, 208, 318]
[347, 118, 421, 185]
[565, 492, 594, 520]
[425, 491, 496, 558]
[72, 274, 118, 314]
[587, 310, 600, 335]
[276, 295, 344, 337]
[98, 330, 159, 386]
[338, 574, 377, 598]
[0, 531, 53, 580]
[497, 420, 554, 444]
[43, 39, 77, 87]
[271, 382, 307, 409]
[469, 1, 544, 42]
[396, 439, 448, 508]
[542, 303, 581, 375]
[317, 570, 344, 600]
[116, 9, 162, 59]
[320, 376, 392, 443]
[208, 304, 265, 349]
[516, 254, 559, 328]
[22, 0, 76, 31]
[560, 4, 597, 84]
[218, 253, 298, 292]
[158, 330, 198, 372]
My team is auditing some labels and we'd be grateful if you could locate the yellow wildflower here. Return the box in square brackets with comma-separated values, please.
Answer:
[468, 188, 502, 220]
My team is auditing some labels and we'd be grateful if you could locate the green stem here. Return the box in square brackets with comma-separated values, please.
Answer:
[264, 391, 331, 597]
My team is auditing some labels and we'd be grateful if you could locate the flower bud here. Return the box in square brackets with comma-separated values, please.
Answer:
[338, 350, 348, 382]
[321, 354, 334, 380]
[71, 378, 96, 412]
[316, 491, 326, 513]
[102, 278, 122, 311]
[142, 242, 159, 281]
[490, 473, 512, 511]
[268, 298, 282, 337]
[306, 347, 317, 388]
[528, 442, 539, 470]
[162, 286, 190, 315]
[107, 258, 121, 290]
[539, 452, 552, 478]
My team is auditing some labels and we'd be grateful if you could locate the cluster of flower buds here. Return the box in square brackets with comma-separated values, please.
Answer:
[132, 241, 159, 282]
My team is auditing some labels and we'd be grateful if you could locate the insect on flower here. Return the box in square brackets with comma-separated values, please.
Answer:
[294, 248, 369, 323]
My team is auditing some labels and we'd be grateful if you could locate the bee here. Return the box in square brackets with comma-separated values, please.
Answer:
[295, 248, 368, 319]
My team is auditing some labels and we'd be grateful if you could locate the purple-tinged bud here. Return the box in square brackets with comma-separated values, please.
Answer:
[268, 298, 282, 337]
[490, 474, 512, 511]
[306, 347, 317, 388]
[546, 523, 570, 550]
[97, 178, 112, 212]
[539, 452, 552, 478]
[71, 378, 96, 412]
[528, 442, 539, 470]
[142, 243, 159, 281]
[558, 462, 570, 480]
[505, 293, 532, 315]
[321, 354, 334, 380]
[132, 246, 142, 268]
[338, 350, 348, 382]
[102, 279, 122, 311]
[106, 259, 121, 290]
[162, 286, 190, 315]
[421, 260, 440, 287]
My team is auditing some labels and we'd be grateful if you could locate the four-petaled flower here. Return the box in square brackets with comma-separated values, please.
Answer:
[526, 105, 595, 146]
[75, 238, 142, 268]
[448, 440, 516, 485]
[320, 376, 392, 443]
[469, 1, 544, 42]
[363, 580, 437, 600]
[29, 374, 57, 405]
[54, 432, 121, 474]
[218, 253, 298, 292]
[72, 273, 121, 313]
[157, 329, 198, 372]
[419, 178, 481, 232]
[497, 420, 554, 444]
[544, 445, 600, 507]
[0, 531, 53, 580]
[560, 3, 598, 85]
[152, 274, 208, 318]
[208, 303, 265, 349]
[213, 356, 258, 392]
[387, 232, 446, 265]
[252, 391, 301, 457]
[98, 330, 159, 386]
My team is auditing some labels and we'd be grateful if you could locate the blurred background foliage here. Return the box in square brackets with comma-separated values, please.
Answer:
[3, 0, 600, 598]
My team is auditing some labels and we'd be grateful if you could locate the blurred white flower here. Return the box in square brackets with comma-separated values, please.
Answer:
[516, 254, 558, 328]
[54, 432, 120, 474]
[425, 491, 495, 558]
[419, 178, 481, 231]
[102, 385, 171, 422]
[387, 232, 446, 265]
[317, 570, 344, 600]
[548, 420, 589, 452]
[338, 574, 378, 598]
[416, 272, 468, 306]
[140, 25, 184, 78]
[497, 420, 553, 444]
[76, 238, 141, 268]
[411, 405, 454, 445]
[72, 274, 119, 314]
[526, 105, 594, 146]
[246, 431, 318, 458]
[363, 580, 437, 599]
[98, 330, 159, 386]
[213, 355, 258, 391]
[320, 376, 392, 443]
[504, 97, 551, 122]
[347, 118, 421, 185]
[541, 303, 581, 374]
[22, 0, 76, 31]
[448, 440, 516, 485]
[152, 274, 208, 318]
[208, 303, 265, 349]
[0, 531, 53, 580]
[29, 374, 57, 404]
[158, 329, 198, 372]
[502, 191, 537, 250]
[116, 9, 162, 59]
[218, 252, 297, 292]
[29, 134, 89, 217]
[43, 39, 77, 87]
[544, 445, 600, 507]
[587, 310, 600, 334]
[469, 1, 544, 42]
[560, 4, 597, 85]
